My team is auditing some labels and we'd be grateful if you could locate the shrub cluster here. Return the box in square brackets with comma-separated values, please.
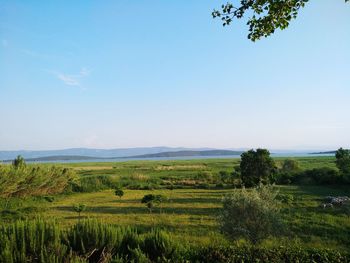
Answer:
[0, 219, 349, 263]
[0, 219, 182, 263]
[275, 167, 344, 185]
[189, 245, 350, 263]
[72, 175, 119, 192]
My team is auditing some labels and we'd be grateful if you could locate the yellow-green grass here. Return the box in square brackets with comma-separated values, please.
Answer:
[2, 157, 348, 251]
[50, 157, 336, 188]
[45, 188, 229, 246]
[34, 184, 349, 251]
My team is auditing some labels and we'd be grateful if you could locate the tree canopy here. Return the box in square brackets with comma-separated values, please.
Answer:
[213, 1, 349, 41]
[240, 148, 276, 187]
[335, 148, 350, 180]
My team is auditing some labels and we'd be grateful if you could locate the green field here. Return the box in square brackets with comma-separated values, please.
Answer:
[2, 156, 349, 253]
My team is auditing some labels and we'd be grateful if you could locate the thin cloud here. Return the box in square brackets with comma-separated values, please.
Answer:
[56, 73, 80, 86]
[50, 68, 91, 87]
[80, 67, 91, 76]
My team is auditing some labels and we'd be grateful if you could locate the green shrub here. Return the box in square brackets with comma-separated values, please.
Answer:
[0, 219, 72, 263]
[115, 187, 124, 199]
[0, 219, 349, 263]
[295, 168, 342, 185]
[73, 175, 119, 192]
[141, 230, 179, 262]
[189, 246, 350, 263]
[219, 184, 283, 244]
[276, 194, 294, 204]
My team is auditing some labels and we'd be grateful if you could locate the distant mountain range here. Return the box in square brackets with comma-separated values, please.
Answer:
[3, 150, 242, 162]
[125, 150, 243, 159]
[0, 147, 241, 161]
[1, 149, 243, 162]
[0, 147, 338, 162]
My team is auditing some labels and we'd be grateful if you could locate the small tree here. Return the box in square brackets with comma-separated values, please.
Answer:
[335, 148, 350, 180]
[115, 187, 124, 199]
[240, 149, 276, 187]
[219, 184, 283, 244]
[73, 204, 86, 219]
[141, 194, 165, 214]
[12, 155, 26, 169]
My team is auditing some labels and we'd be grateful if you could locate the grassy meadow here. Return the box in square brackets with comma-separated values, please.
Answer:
[2, 156, 349, 253]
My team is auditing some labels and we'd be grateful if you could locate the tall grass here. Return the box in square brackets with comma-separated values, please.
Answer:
[0, 219, 348, 263]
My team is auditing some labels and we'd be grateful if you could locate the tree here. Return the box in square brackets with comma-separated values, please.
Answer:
[115, 187, 124, 199]
[213, 1, 350, 41]
[141, 194, 165, 213]
[12, 155, 26, 169]
[240, 149, 276, 187]
[73, 203, 86, 219]
[335, 148, 350, 179]
[219, 184, 283, 244]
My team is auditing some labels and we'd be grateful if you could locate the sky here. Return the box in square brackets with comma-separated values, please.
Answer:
[0, 0, 349, 151]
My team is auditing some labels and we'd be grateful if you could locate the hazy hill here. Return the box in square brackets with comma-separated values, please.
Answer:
[0, 147, 216, 161]
[124, 150, 243, 158]
[1, 150, 244, 162]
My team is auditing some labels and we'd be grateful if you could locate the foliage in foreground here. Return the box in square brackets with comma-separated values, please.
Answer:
[212, 1, 349, 41]
[0, 219, 349, 263]
[0, 160, 77, 199]
[191, 245, 350, 263]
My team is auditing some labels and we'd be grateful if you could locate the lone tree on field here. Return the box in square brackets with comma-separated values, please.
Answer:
[141, 194, 165, 214]
[213, 1, 350, 41]
[73, 203, 87, 219]
[219, 184, 283, 244]
[115, 187, 124, 199]
[240, 149, 276, 187]
[335, 148, 350, 181]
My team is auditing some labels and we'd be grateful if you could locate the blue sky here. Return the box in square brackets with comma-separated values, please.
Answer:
[1, 1, 349, 151]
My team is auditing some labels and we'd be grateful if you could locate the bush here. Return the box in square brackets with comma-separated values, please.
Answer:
[219, 184, 283, 244]
[276, 194, 294, 204]
[294, 168, 341, 185]
[0, 219, 71, 262]
[275, 172, 294, 185]
[142, 230, 180, 262]
[0, 219, 349, 263]
[189, 245, 350, 263]
[73, 175, 119, 192]
[115, 187, 124, 199]
[275, 167, 345, 185]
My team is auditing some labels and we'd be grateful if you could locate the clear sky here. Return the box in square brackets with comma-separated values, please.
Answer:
[1, 1, 349, 151]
